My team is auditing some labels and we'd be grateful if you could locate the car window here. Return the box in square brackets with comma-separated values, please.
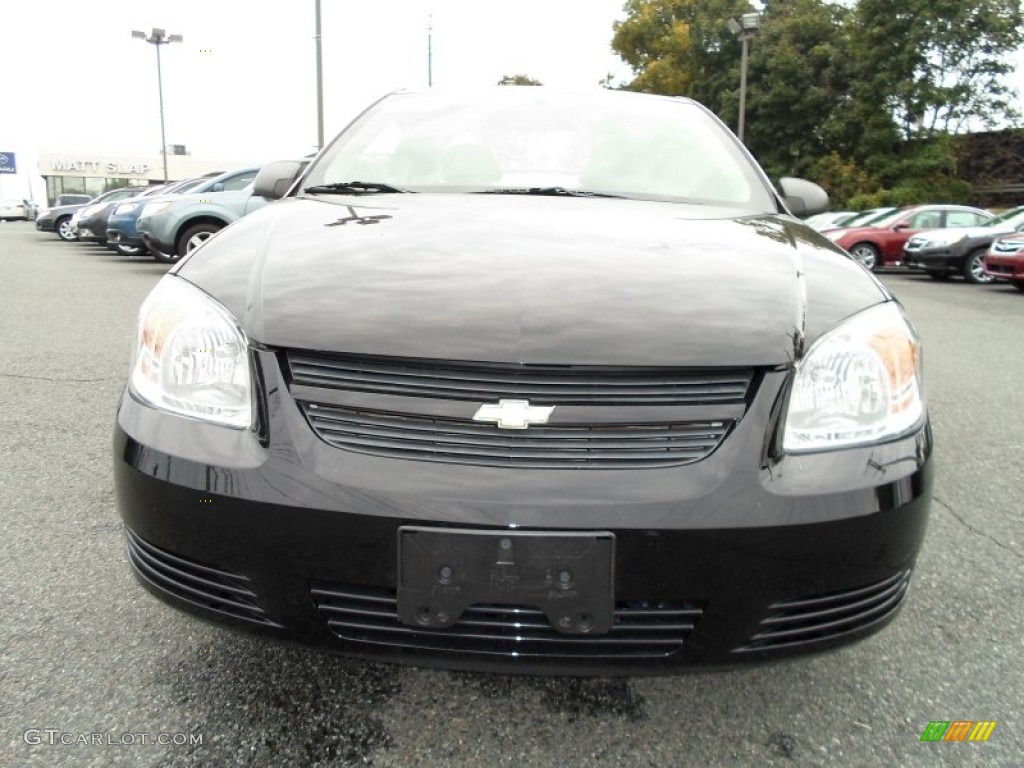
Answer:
[220, 171, 259, 191]
[944, 211, 984, 228]
[906, 210, 942, 229]
[307, 91, 775, 209]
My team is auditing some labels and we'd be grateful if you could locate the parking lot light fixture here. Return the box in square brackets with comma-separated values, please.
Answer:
[132, 28, 183, 182]
[728, 12, 761, 143]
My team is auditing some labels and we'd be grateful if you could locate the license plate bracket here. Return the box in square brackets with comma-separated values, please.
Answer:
[397, 527, 615, 635]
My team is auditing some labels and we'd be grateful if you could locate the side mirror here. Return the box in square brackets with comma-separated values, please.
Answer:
[778, 177, 828, 217]
[254, 161, 305, 200]
[892, 222, 911, 231]
[211, 182, 225, 192]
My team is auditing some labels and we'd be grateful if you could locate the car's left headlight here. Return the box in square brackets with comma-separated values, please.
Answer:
[129, 276, 252, 428]
[82, 203, 106, 217]
[114, 203, 139, 215]
[143, 201, 174, 216]
[782, 302, 924, 452]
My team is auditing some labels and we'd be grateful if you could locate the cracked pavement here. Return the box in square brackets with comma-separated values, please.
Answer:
[1, 223, 1021, 766]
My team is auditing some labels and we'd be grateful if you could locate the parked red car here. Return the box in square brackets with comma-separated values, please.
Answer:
[983, 234, 1024, 291]
[825, 205, 992, 271]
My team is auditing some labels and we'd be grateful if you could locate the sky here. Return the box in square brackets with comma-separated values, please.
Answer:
[0, 0, 635, 166]
[3, 0, 1024, 200]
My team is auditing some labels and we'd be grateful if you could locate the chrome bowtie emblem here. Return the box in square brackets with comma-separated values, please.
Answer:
[472, 399, 555, 430]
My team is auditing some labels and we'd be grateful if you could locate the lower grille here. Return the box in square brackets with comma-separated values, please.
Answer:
[126, 529, 278, 626]
[986, 262, 1014, 275]
[301, 402, 730, 469]
[311, 584, 702, 659]
[733, 570, 911, 653]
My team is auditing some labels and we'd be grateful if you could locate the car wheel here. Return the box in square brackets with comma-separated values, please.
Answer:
[116, 243, 146, 256]
[925, 270, 950, 280]
[176, 222, 223, 259]
[850, 243, 879, 271]
[56, 217, 77, 241]
[962, 248, 995, 284]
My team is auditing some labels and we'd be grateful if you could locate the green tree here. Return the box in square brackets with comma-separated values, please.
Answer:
[612, 0, 751, 113]
[497, 74, 543, 86]
[610, 0, 1024, 206]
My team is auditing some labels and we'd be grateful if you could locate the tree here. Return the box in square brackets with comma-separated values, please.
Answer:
[497, 74, 543, 86]
[612, 0, 751, 113]
[610, 0, 1024, 206]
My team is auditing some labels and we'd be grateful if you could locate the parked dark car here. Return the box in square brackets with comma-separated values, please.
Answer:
[902, 205, 1024, 283]
[73, 184, 170, 244]
[984, 234, 1024, 291]
[114, 89, 932, 674]
[825, 205, 992, 270]
[36, 187, 141, 241]
[73, 178, 208, 250]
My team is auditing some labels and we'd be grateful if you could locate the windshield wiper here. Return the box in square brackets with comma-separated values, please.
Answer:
[478, 186, 624, 199]
[303, 181, 409, 195]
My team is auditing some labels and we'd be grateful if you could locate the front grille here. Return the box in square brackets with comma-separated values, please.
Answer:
[287, 351, 754, 406]
[733, 570, 911, 653]
[126, 529, 278, 626]
[991, 239, 1023, 254]
[311, 583, 702, 659]
[300, 402, 730, 469]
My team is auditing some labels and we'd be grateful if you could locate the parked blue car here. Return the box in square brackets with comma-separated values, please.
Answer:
[105, 167, 258, 256]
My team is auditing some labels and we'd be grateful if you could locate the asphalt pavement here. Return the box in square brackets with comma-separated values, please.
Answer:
[1, 220, 1021, 767]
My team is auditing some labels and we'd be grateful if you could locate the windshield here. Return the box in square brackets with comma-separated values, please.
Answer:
[861, 208, 912, 228]
[986, 206, 1024, 228]
[303, 90, 775, 209]
[842, 208, 896, 228]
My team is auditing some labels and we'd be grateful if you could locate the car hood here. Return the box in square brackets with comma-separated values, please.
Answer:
[176, 195, 888, 367]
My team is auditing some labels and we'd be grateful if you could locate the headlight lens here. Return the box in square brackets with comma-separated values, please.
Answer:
[143, 201, 173, 216]
[824, 229, 846, 241]
[114, 203, 139, 215]
[82, 203, 106, 217]
[783, 302, 924, 452]
[129, 276, 251, 428]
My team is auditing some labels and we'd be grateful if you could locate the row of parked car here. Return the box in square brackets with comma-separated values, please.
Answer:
[33, 165, 264, 262]
[804, 204, 1024, 290]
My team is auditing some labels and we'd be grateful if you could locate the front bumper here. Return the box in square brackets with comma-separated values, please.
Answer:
[983, 254, 1024, 281]
[35, 215, 56, 232]
[114, 351, 933, 674]
[77, 214, 108, 242]
[903, 246, 958, 271]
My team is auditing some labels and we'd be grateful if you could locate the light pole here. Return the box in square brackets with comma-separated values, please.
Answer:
[727, 12, 761, 144]
[314, 0, 325, 150]
[132, 28, 182, 182]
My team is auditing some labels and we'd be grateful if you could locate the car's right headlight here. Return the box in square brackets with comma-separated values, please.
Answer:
[129, 276, 252, 428]
[114, 203, 139, 215]
[782, 302, 924, 452]
[142, 201, 174, 216]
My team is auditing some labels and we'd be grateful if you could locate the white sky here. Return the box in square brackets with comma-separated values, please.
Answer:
[0, 0, 634, 165]
[2, 0, 1023, 194]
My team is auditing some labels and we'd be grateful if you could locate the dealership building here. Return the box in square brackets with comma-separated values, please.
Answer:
[37, 148, 254, 203]
[0, 147, 257, 205]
